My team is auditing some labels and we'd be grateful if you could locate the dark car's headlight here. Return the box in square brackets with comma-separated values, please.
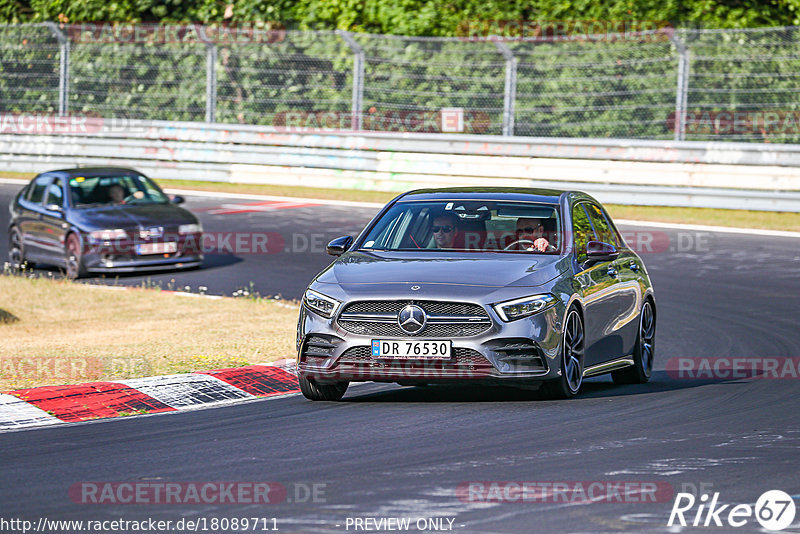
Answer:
[88, 229, 127, 241]
[493, 294, 557, 322]
[303, 289, 341, 318]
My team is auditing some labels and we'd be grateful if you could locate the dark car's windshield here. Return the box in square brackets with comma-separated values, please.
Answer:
[69, 174, 169, 208]
[360, 200, 562, 253]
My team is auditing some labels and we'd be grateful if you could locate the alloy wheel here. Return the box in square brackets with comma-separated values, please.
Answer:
[564, 309, 585, 393]
[639, 301, 655, 377]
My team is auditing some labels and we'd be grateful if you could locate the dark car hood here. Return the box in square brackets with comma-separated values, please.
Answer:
[315, 251, 570, 288]
[69, 203, 197, 230]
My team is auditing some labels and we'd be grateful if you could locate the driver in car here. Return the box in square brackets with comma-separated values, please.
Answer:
[108, 184, 127, 204]
[431, 213, 459, 249]
[515, 217, 552, 252]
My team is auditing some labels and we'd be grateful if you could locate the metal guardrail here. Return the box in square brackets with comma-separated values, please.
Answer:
[2, 120, 800, 212]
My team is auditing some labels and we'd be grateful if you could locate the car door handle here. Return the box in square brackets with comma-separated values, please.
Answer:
[607, 266, 618, 277]
[629, 261, 640, 272]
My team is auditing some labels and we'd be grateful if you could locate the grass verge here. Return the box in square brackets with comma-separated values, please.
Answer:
[0, 274, 298, 391]
[3, 172, 800, 232]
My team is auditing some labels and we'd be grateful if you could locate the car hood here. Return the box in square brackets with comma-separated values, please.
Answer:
[69, 204, 198, 230]
[315, 250, 570, 288]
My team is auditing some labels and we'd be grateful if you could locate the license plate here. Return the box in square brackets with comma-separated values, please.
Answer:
[137, 242, 178, 255]
[372, 340, 451, 359]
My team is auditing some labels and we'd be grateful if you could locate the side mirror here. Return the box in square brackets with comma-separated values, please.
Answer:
[586, 241, 619, 262]
[171, 195, 185, 204]
[45, 204, 63, 214]
[327, 235, 353, 257]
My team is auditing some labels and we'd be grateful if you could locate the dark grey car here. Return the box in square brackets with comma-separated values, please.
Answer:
[297, 188, 656, 401]
[7, 167, 203, 278]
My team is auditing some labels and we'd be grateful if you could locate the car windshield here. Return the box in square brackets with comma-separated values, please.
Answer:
[360, 200, 562, 253]
[69, 174, 169, 207]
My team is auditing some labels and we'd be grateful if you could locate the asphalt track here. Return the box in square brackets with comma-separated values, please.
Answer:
[2, 183, 800, 533]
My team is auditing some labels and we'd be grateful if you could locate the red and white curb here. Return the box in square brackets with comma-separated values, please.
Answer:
[0, 360, 298, 432]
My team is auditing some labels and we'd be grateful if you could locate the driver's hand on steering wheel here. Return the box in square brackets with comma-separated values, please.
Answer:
[527, 238, 550, 252]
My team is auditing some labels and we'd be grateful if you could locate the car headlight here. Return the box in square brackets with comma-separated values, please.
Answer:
[493, 294, 557, 322]
[303, 289, 341, 318]
[178, 223, 202, 234]
[88, 229, 127, 241]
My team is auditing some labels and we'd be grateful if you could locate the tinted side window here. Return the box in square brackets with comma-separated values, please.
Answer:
[586, 204, 617, 247]
[572, 203, 595, 264]
[45, 178, 64, 207]
[26, 176, 50, 204]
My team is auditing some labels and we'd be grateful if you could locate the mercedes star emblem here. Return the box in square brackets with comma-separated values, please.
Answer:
[397, 304, 427, 335]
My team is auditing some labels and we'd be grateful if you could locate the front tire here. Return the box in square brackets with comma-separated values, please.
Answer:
[65, 233, 87, 280]
[299, 374, 348, 401]
[542, 306, 585, 399]
[612, 299, 655, 384]
[8, 227, 33, 269]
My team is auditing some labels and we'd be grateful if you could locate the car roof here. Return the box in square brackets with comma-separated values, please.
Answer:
[398, 187, 573, 204]
[42, 167, 144, 178]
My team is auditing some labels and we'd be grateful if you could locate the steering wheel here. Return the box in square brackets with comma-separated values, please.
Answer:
[504, 239, 536, 251]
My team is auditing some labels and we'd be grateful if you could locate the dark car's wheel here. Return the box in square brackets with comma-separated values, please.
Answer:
[299, 375, 348, 401]
[613, 299, 655, 384]
[8, 226, 33, 269]
[65, 233, 87, 280]
[543, 306, 585, 399]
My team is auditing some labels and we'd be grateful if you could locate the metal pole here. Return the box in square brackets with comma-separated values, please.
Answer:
[494, 40, 517, 137]
[45, 22, 69, 116]
[205, 43, 217, 123]
[337, 30, 365, 131]
[668, 32, 690, 142]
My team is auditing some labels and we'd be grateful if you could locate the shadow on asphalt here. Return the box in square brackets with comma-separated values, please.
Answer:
[342, 371, 746, 403]
[7, 254, 242, 283]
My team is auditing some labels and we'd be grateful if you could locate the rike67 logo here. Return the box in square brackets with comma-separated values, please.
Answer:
[668, 490, 796, 531]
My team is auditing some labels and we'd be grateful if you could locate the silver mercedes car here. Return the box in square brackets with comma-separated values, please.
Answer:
[296, 188, 656, 401]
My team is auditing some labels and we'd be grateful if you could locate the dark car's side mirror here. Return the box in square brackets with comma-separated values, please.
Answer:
[171, 195, 185, 204]
[586, 241, 619, 263]
[45, 203, 63, 214]
[327, 235, 353, 256]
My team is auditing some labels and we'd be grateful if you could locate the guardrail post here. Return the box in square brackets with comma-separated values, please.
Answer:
[337, 30, 365, 131]
[45, 22, 69, 116]
[668, 32, 690, 142]
[205, 43, 217, 123]
[493, 40, 517, 137]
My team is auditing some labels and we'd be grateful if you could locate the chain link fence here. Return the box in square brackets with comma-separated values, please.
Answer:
[2, 23, 800, 143]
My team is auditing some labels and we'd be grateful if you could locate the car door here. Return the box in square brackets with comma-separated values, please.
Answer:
[39, 176, 70, 263]
[15, 175, 52, 261]
[572, 201, 626, 367]
[593, 204, 644, 357]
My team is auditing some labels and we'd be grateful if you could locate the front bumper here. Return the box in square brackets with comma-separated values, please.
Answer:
[82, 233, 203, 273]
[297, 300, 565, 385]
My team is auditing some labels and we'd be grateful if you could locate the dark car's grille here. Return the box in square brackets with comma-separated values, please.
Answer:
[338, 346, 491, 367]
[338, 300, 492, 338]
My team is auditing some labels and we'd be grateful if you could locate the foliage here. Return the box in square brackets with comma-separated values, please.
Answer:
[1, 0, 800, 31]
[2, 1, 800, 142]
